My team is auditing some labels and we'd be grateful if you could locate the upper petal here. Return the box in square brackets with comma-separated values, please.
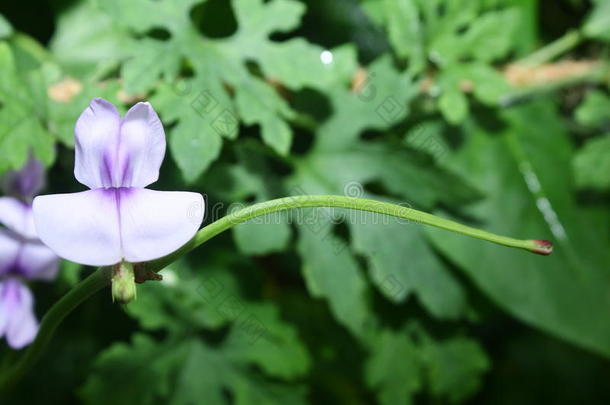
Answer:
[118, 102, 166, 188]
[33, 190, 122, 266]
[0, 279, 38, 349]
[1, 154, 45, 199]
[17, 241, 60, 281]
[119, 189, 204, 263]
[0, 197, 36, 239]
[74, 98, 121, 189]
[0, 229, 20, 276]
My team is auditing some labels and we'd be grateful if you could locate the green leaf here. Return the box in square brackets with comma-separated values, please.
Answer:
[403, 119, 450, 162]
[573, 135, 610, 191]
[93, 0, 306, 180]
[231, 0, 306, 45]
[428, 5, 519, 65]
[126, 262, 233, 332]
[219, 155, 293, 255]
[297, 216, 374, 338]
[170, 115, 224, 183]
[575, 90, 610, 128]
[234, 77, 293, 155]
[379, 0, 425, 73]
[233, 214, 292, 255]
[223, 302, 311, 379]
[366, 329, 421, 405]
[438, 63, 510, 124]
[365, 327, 489, 405]
[49, 2, 128, 77]
[350, 209, 467, 319]
[295, 141, 482, 208]
[290, 139, 480, 333]
[439, 88, 469, 125]
[427, 101, 610, 358]
[0, 14, 13, 39]
[373, 0, 521, 75]
[120, 38, 181, 94]
[0, 43, 55, 174]
[257, 41, 359, 91]
[584, 0, 610, 41]
[80, 335, 308, 405]
[461, 8, 520, 62]
[150, 78, 233, 182]
[461, 63, 511, 105]
[126, 259, 311, 380]
[93, 0, 201, 92]
[421, 336, 490, 403]
[418, 0, 479, 66]
[93, 0, 202, 35]
[80, 334, 186, 405]
[314, 55, 417, 150]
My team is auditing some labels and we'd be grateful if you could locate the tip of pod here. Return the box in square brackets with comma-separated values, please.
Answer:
[529, 239, 553, 256]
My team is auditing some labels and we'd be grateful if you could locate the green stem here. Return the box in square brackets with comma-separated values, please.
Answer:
[517, 29, 583, 67]
[0, 195, 552, 393]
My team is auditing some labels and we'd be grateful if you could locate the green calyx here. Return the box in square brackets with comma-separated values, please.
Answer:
[111, 261, 137, 304]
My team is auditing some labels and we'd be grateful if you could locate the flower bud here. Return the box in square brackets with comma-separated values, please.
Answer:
[111, 261, 137, 304]
[2, 153, 45, 200]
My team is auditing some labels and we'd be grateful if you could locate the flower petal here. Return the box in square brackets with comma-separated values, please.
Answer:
[74, 98, 121, 189]
[33, 190, 122, 266]
[0, 283, 6, 336]
[0, 229, 20, 276]
[0, 197, 36, 239]
[119, 102, 166, 188]
[1, 154, 45, 199]
[119, 189, 204, 263]
[0, 280, 38, 349]
[17, 241, 59, 281]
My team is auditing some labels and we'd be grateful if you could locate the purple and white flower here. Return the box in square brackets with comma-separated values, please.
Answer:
[0, 157, 59, 349]
[33, 98, 204, 267]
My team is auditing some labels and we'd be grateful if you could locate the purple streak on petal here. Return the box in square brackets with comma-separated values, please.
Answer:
[0, 229, 20, 277]
[1, 154, 45, 199]
[0, 197, 37, 239]
[119, 188, 204, 263]
[16, 242, 59, 281]
[33, 189, 122, 266]
[0, 279, 38, 349]
[117, 102, 166, 188]
[74, 98, 121, 189]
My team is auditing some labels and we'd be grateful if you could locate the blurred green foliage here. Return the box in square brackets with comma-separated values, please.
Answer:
[1, 0, 610, 404]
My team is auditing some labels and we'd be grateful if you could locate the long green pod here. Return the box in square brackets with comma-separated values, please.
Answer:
[0, 195, 552, 394]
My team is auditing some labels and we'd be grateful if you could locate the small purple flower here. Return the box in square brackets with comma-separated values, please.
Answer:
[33, 98, 204, 267]
[0, 160, 59, 349]
[1, 154, 45, 200]
[0, 280, 39, 349]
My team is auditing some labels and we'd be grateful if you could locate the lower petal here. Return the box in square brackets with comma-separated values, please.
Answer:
[0, 280, 38, 349]
[0, 229, 20, 276]
[33, 190, 122, 266]
[17, 242, 60, 281]
[119, 189, 204, 263]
